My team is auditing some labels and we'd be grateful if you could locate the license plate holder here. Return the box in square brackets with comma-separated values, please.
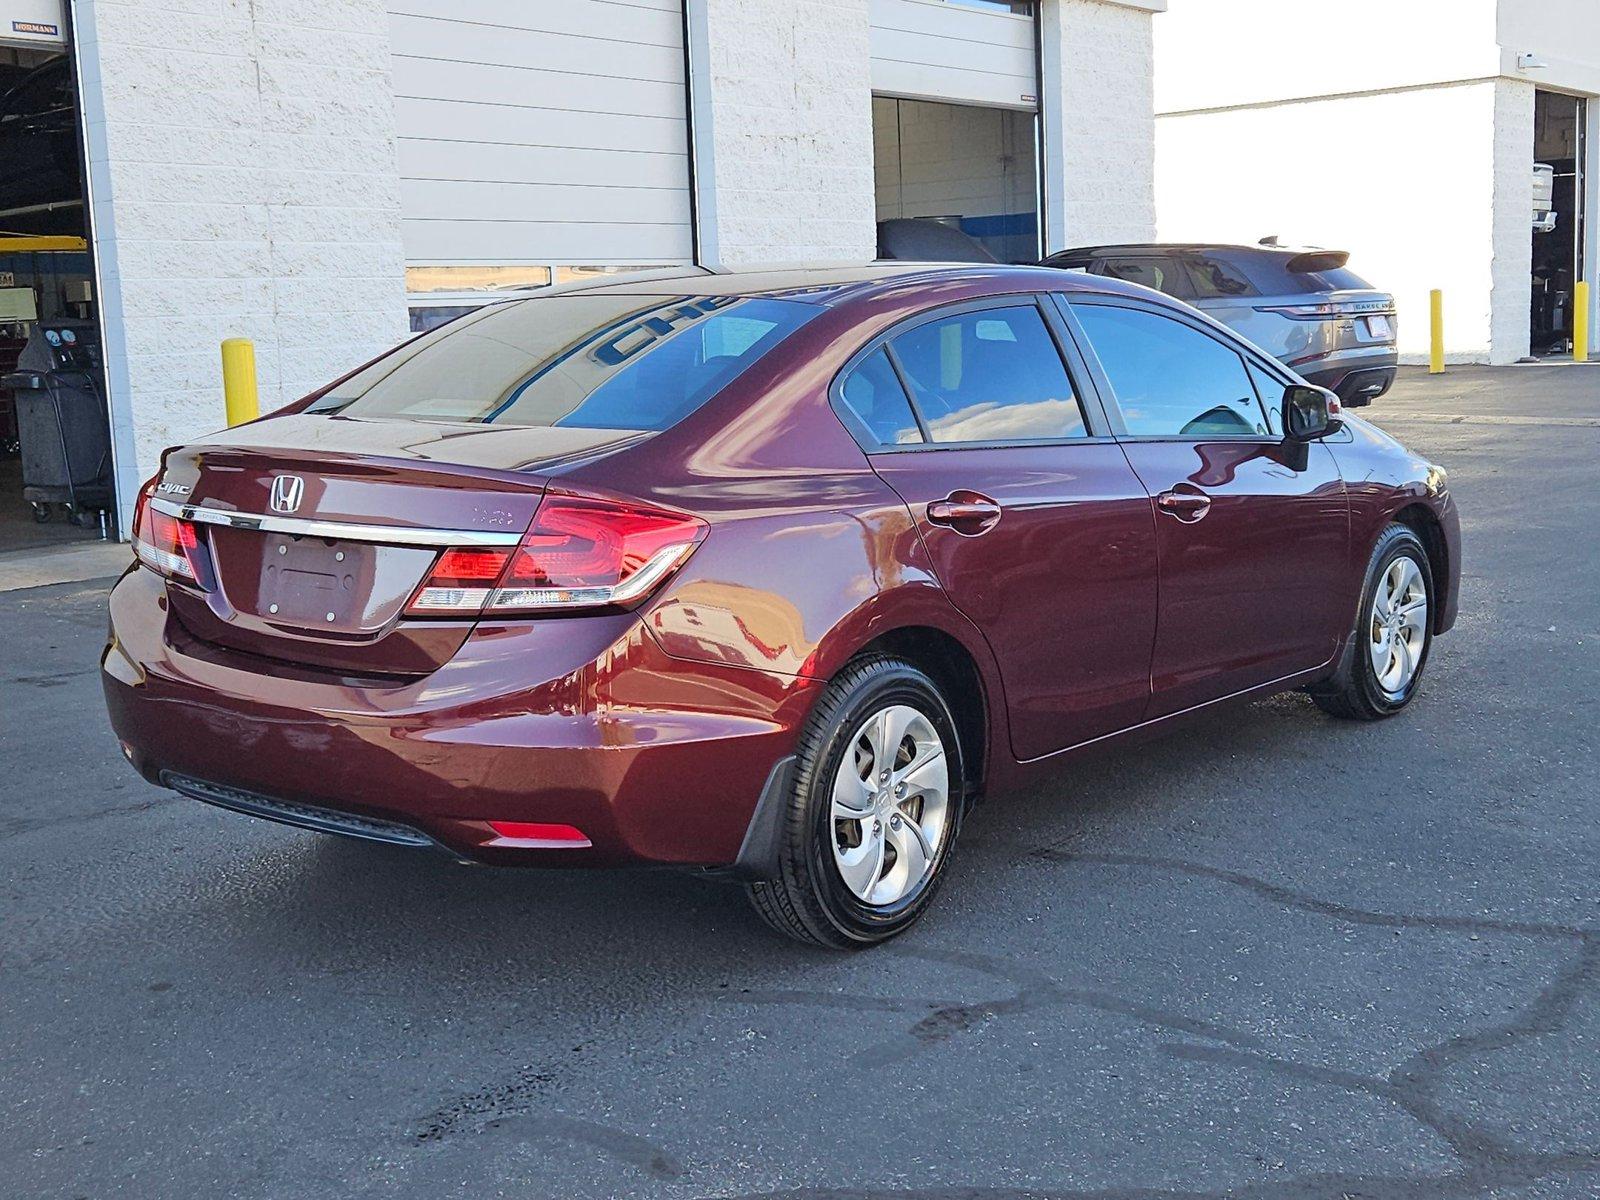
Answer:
[262, 537, 370, 626]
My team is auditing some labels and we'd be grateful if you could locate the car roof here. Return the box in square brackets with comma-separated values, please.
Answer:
[1049, 243, 1331, 260]
[532, 262, 1150, 306]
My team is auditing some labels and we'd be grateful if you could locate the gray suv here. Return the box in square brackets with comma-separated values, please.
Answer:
[1041, 244, 1398, 405]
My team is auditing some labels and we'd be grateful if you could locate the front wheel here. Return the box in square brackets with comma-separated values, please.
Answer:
[746, 656, 965, 948]
[1309, 523, 1434, 720]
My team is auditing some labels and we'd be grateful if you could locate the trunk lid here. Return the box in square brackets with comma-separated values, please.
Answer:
[156, 415, 646, 677]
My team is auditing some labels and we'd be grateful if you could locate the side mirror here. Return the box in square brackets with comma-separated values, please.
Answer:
[1282, 384, 1340, 441]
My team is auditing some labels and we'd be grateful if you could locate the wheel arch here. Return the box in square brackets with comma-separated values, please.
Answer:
[847, 624, 993, 806]
[1391, 502, 1451, 635]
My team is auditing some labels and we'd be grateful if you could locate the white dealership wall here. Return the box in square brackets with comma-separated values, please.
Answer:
[65, 0, 1166, 531]
[1153, 0, 1600, 364]
[72, 0, 410, 528]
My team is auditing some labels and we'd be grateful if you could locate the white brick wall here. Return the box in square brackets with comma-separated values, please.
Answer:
[1042, 0, 1158, 250]
[74, 0, 409, 521]
[688, 0, 877, 266]
[1490, 79, 1535, 365]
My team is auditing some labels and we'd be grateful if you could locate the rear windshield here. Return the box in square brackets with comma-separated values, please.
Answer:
[1231, 253, 1373, 296]
[310, 294, 818, 430]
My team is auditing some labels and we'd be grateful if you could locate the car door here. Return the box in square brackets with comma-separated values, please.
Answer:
[833, 297, 1159, 760]
[1059, 296, 1349, 718]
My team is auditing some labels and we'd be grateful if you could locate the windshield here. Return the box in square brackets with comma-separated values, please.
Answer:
[310, 294, 819, 431]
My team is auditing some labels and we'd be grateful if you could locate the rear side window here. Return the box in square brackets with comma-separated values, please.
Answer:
[1072, 304, 1270, 437]
[889, 305, 1089, 444]
[839, 349, 924, 446]
[1184, 257, 1256, 299]
[311, 294, 818, 430]
[1097, 257, 1190, 299]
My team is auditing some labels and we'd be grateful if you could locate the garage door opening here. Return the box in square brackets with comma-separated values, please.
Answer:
[0, 8, 113, 551]
[1531, 90, 1588, 358]
[873, 96, 1040, 263]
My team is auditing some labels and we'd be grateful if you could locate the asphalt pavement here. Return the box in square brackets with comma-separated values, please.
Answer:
[3, 365, 1598, 1200]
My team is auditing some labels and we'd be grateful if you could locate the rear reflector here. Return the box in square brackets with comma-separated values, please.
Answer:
[404, 490, 706, 618]
[485, 821, 592, 848]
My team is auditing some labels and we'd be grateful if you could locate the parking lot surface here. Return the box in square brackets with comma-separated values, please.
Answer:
[3, 365, 1598, 1199]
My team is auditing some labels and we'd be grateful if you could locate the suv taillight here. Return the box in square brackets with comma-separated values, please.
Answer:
[131, 477, 202, 581]
[405, 491, 707, 618]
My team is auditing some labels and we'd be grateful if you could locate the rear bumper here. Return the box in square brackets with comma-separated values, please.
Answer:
[102, 566, 819, 867]
[1300, 353, 1399, 406]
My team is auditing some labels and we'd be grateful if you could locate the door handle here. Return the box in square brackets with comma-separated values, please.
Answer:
[1156, 489, 1212, 522]
[926, 490, 1002, 535]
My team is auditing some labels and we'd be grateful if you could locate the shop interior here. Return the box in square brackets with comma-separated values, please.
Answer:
[1531, 89, 1589, 359]
[0, 31, 112, 552]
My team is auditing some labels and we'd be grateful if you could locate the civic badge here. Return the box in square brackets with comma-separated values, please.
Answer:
[269, 475, 305, 515]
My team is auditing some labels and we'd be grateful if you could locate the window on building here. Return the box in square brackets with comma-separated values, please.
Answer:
[946, 0, 1035, 13]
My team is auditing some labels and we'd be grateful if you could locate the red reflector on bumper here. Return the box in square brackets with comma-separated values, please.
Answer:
[485, 821, 592, 848]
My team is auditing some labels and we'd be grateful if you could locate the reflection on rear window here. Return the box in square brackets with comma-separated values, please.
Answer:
[311, 295, 819, 431]
[1234, 254, 1373, 296]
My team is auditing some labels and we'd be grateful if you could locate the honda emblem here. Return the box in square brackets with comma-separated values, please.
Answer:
[269, 475, 305, 515]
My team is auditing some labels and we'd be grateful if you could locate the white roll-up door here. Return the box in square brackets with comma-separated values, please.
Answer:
[869, 0, 1038, 111]
[387, 1, 694, 275]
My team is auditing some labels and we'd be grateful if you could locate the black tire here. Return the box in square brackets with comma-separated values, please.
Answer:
[745, 655, 966, 948]
[1309, 523, 1434, 721]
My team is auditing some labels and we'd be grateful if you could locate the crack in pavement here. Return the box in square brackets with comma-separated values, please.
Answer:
[713, 850, 1600, 1199]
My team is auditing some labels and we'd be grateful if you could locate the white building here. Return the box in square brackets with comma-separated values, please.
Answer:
[1153, 0, 1600, 365]
[0, 0, 1163, 542]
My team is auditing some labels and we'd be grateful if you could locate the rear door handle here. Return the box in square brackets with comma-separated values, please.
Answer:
[1156, 489, 1212, 522]
[926, 490, 1002, 535]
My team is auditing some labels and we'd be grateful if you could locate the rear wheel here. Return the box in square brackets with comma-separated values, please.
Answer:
[746, 656, 964, 948]
[1309, 524, 1433, 720]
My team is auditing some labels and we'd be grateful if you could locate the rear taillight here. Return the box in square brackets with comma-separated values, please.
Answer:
[131, 477, 202, 581]
[1255, 302, 1397, 320]
[404, 491, 707, 618]
[406, 547, 515, 614]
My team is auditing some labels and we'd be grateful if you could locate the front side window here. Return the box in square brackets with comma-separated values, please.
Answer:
[839, 349, 924, 447]
[312, 295, 819, 431]
[1246, 360, 1286, 436]
[888, 304, 1088, 444]
[1072, 304, 1270, 438]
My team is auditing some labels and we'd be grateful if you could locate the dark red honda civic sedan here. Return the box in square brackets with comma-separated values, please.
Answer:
[103, 264, 1460, 946]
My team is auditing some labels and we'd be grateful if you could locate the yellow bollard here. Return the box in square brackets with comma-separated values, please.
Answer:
[1574, 281, 1590, 364]
[1429, 290, 1445, 374]
[220, 338, 260, 427]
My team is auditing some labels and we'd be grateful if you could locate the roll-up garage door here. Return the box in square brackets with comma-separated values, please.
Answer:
[868, 0, 1037, 111]
[387, 1, 694, 284]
